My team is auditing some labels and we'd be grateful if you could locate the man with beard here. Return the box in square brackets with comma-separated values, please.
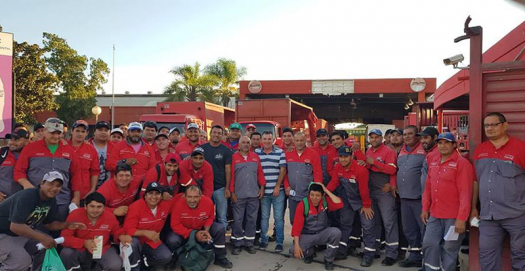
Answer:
[384, 129, 393, 147]
[0, 129, 30, 200]
[285, 132, 323, 224]
[125, 182, 173, 270]
[397, 125, 426, 268]
[142, 121, 158, 147]
[97, 163, 142, 219]
[230, 136, 266, 255]
[178, 147, 214, 198]
[15, 118, 82, 222]
[250, 132, 262, 152]
[69, 120, 100, 205]
[90, 121, 114, 188]
[472, 112, 525, 271]
[280, 128, 295, 152]
[366, 129, 399, 266]
[223, 122, 242, 152]
[199, 125, 232, 230]
[166, 185, 233, 269]
[390, 128, 404, 155]
[418, 127, 440, 191]
[168, 127, 181, 149]
[110, 128, 124, 142]
[154, 133, 175, 164]
[142, 153, 182, 201]
[312, 129, 338, 186]
[176, 123, 201, 159]
[0, 171, 86, 271]
[60, 192, 129, 271]
[106, 122, 156, 182]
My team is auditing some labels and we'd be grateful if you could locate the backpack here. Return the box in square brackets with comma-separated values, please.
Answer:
[176, 230, 214, 271]
[302, 196, 328, 217]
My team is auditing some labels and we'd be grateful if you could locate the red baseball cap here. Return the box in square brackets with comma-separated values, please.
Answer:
[165, 153, 181, 164]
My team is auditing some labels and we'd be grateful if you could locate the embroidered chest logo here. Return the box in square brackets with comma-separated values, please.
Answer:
[100, 224, 109, 230]
[504, 154, 515, 161]
[304, 159, 311, 163]
[82, 153, 91, 159]
[62, 152, 70, 158]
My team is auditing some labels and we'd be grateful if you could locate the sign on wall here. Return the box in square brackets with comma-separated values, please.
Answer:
[312, 80, 354, 96]
[0, 32, 13, 137]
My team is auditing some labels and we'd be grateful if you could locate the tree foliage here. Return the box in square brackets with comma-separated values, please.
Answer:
[13, 41, 58, 124]
[43, 32, 109, 125]
[164, 59, 246, 106]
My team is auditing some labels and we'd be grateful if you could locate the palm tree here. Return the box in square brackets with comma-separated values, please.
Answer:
[163, 62, 218, 102]
[205, 58, 247, 106]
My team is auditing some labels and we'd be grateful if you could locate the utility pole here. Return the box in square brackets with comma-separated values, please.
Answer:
[111, 45, 115, 128]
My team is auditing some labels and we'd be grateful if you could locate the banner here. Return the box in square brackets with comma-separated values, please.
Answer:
[0, 32, 13, 137]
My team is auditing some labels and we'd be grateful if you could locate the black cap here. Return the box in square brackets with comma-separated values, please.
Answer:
[145, 182, 163, 194]
[338, 146, 353, 156]
[418, 127, 439, 138]
[155, 133, 168, 140]
[158, 126, 170, 132]
[385, 129, 393, 135]
[6, 129, 30, 140]
[391, 128, 403, 135]
[95, 121, 110, 130]
[191, 147, 205, 156]
[316, 129, 328, 137]
[34, 123, 45, 131]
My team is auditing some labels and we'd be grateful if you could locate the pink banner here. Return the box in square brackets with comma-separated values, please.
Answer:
[0, 32, 14, 138]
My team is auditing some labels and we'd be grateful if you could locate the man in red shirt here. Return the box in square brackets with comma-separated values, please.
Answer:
[105, 122, 156, 183]
[178, 147, 214, 198]
[142, 121, 158, 147]
[154, 133, 175, 164]
[421, 132, 473, 271]
[312, 129, 337, 186]
[14, 117, 82, 221]
[166, 185, 233, 269]
[68, 120, 100, 205]
[175, 123, 202, 159]
[250, 132, 262, 152]
[0, 129, 30, 200]
[291, 182, 343, 271]
[223, 122, 242, 152]
[327, 146, 376, 267]
[230, 136, 266, 254]
[60, 192, 130, 271]
[124, 182, 173, 270]
[142, 153, 182, 201]
[284, 132, 323, 224]
[168, 127, 181, 149]
[280, 128, 295, 152]
[97, 163, 141, 219]
[419, 127, 440, 191]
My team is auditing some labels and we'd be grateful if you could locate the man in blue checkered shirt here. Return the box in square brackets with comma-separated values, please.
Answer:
[255, 131, 287, 252]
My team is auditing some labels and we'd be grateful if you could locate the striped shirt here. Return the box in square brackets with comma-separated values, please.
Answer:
[255, 146, 287, 195]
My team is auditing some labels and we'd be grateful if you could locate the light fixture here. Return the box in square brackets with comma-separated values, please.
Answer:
[408, 99, 414, 106]
[404, 104, 410, 110]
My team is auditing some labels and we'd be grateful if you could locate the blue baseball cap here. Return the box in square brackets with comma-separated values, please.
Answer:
[128, 122, 143, 131]
[368, 129, 382, 136]
[436, 132, 456, 143]
[338, 146, 353, 156]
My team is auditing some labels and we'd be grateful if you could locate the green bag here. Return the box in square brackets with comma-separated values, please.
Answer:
[176, 230, 214, 271]
[41, 247, 66, 271]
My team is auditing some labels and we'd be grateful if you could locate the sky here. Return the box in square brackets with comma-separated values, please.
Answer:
[0, 0, 524, 95]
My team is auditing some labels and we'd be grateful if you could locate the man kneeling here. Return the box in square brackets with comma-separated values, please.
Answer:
[61, 192, 130, 271]
[166, 185, 233, 269]
[291, 182, 343, 270]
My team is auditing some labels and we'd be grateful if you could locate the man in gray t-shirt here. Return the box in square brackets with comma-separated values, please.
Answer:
[90, 121, 112, 187]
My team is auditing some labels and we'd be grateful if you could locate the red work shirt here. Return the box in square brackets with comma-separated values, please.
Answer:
[170, 195, 215, 239]
[141, 163, 181, 197]
[105, 141, 156, 181]
[68, 140, 101, 199]
[0, 150, 23, 197]
[279, 143, 295, 152]
[179, 159, 214, 198]
[61, 208, 120, 254]
[422, 151, 473, 221]
[123, 198, 172, 249]
[222, 140, 239, 152]
[14, 139, 81, 206]
[327, 162, 372, 208]
[97, 177, 142, 214]
[291, 196, 343, 237]
[365, 144, 398, 187]
[175, 140, 201, 159]
[312, 144, 338, 181]
[154, 148, 176, 164]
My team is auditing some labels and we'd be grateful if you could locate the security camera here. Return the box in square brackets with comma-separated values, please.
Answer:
[443, 54, 464, 67]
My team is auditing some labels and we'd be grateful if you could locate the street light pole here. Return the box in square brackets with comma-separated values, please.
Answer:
[111, 44, 115, 128]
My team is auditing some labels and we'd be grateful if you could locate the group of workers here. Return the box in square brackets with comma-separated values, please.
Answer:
[0, 111, 523, 271]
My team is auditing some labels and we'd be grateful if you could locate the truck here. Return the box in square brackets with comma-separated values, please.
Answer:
[139, 101, 235, 135]
[235, 98, 319, 145]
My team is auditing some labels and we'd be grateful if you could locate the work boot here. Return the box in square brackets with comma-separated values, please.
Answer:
[382, 257, 397, 266]
[347, 247, 359, 257]
[335, 251, 347, 260]
[361, 257, 374, 267]
[324, 260, 335, 270]
[398, 259, 422, 268]
[304, 255, 314, 264]
[232, 247, 242, 255]
[245, 246, 257, 254]
[214, 257, 233, 269]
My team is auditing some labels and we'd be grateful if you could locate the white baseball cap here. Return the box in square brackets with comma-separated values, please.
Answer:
[42, 171, 64, 184]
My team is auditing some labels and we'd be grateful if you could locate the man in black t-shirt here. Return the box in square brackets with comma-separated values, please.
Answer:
[0, 171, 86, 271]
[199, 125, 232, 230]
